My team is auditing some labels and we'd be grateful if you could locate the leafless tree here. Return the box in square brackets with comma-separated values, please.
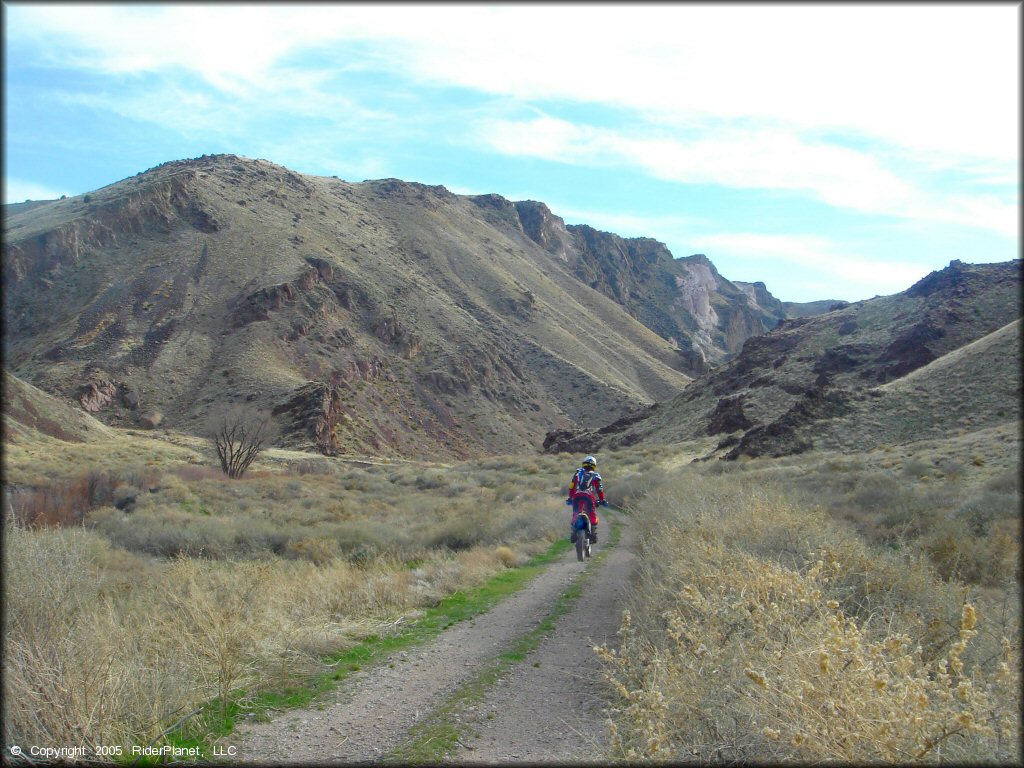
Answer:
[212, 408, 272, 479]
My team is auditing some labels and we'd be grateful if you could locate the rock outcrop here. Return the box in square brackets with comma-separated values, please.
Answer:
[272, 382, 347, 455]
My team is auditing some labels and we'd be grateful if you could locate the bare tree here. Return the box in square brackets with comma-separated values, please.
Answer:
[212, 409, 272, 479]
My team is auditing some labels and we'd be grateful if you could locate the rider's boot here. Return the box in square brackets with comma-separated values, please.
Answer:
[590, 527, 598, 544]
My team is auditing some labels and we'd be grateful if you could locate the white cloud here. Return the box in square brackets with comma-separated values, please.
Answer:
[3, 178, 70, 204]
[9, 4, 1018, 164]
[697, 232, 927, 298]
[476, 115, 1018, 237]
[6, 4, 1017, 243]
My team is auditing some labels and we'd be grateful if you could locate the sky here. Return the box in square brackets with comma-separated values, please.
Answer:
[3, 2, 1019, 303]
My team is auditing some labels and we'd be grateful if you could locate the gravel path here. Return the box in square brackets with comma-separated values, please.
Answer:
[449, 518, 635, 763]
[229, 516, 633, 763]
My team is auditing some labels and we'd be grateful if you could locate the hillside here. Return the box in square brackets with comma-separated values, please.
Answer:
[545, 259, 1022, 458]
[816, 318, 1022, 452]
[2, 369, 114, 444]
[504, 205, 837, 375]
[4, 155, 702, 459]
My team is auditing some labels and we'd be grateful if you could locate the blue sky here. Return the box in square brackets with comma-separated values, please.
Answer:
[3, 3, 1019, 302]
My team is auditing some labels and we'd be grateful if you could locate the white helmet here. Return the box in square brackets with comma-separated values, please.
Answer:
[582, 455, 597, 469]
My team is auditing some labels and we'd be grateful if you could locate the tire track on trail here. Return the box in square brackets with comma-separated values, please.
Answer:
[447, 516, 635, 763]
[230, 515, 633, 763]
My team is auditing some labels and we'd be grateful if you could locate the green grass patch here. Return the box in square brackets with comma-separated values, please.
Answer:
[161, 536, 573, 761]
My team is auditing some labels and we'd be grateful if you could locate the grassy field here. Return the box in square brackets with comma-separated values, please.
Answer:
[1, 425, 658, 754]
[599, 455, 1021, 763]
[3, 414, 1019, 762]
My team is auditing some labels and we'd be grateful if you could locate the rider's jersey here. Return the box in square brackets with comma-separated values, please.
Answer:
[569, 468, 604, 503]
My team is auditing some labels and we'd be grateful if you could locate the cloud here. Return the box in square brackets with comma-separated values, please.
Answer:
[9, 4, 1018, 164]
[476, 115, 1018, 238]
[696, 232, 927, 298]
[6, 4, 1016, 249]
[3, 178, 70, 204]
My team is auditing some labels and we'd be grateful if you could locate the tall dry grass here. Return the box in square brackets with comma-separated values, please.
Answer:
[691, 445, 1021, 589]
[2, 449, 588, 751]
[598, 472, 1021, 763]
[2, 511, 547, 751]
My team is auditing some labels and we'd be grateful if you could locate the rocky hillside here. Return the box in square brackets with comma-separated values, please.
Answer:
[545, 259, 1022, 459]
[815, 317, 1021, 453]
[2, 369, 114, 444]
[5, 155, 708, 459]
[486, 198, 840, 375]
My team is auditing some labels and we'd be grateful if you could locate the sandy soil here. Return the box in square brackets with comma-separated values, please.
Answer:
[228, 515, 635, 764]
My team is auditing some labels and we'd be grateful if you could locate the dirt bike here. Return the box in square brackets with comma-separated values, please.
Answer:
[569, 497, 605, 561]
[572, 510, 592, 561]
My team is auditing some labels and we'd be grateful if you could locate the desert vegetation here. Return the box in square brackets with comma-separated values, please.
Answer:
[211, 407, 272, 479]
[3, 444, 611, 753]
[598, 466, 1020, 763]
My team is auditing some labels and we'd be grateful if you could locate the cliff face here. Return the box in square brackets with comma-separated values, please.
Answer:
[557, 236, 795, 374]
[461, 195, 832, 377]
[3, 171, 220, 287]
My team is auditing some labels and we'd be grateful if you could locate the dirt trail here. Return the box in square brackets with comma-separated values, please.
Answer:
[229, 515, 635, 763]
[449, 519, 635, 763]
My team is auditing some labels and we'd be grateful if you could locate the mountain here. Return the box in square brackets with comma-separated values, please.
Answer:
[505, 205, 839, 375]
[733, 280, 848, 320]
[4, 154, 706, 459]
[544, 259, 1022, 458]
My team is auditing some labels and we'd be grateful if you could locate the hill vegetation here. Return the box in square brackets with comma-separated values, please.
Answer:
[600, 468, 1020, 762]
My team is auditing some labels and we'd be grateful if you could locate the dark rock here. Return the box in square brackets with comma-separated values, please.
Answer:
[113, 488, 138, 511]
[708, 396, 752, 435]
[813, 343, 873, 378]
[716, 434, 740, 449]
[724, 385, 852, 460]
[273, 382, 346, 455]
[514, 200, 572, 256]
[121, 387, 140, 410]
[873, 320, 945, 381]
[906, 259, 967, 298]
[542, 428, 596, 455]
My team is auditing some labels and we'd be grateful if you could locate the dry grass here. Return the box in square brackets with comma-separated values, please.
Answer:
[598, 471, 1020, 763]
[2, 508, 550, 750]
[2, 444, 593, 751]
[695, 430, 1022, 589]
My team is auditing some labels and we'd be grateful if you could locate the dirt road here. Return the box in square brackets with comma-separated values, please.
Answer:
[230, 515, 635, 763]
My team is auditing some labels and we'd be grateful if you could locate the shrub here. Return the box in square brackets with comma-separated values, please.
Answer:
[210, 408, 273, 479]
[286, 536, 337, 566]
[495, 546, 517, 567]
[850, 472, 900, 511]
[936, 458, 967, 480]
[985, 468, 1021, 495]
[293, 458, 334, 476]
[598, 472, 1021, 763]
[955, 491, 1020, 536]
[901, 458, 931, 479]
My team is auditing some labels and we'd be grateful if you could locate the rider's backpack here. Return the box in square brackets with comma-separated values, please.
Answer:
[576, 468, 599, 494]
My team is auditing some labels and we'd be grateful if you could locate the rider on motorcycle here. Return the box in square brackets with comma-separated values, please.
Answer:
[566, 455, 607, 544]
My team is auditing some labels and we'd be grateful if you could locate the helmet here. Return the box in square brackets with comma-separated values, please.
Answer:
[582, 455, 597, 470]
